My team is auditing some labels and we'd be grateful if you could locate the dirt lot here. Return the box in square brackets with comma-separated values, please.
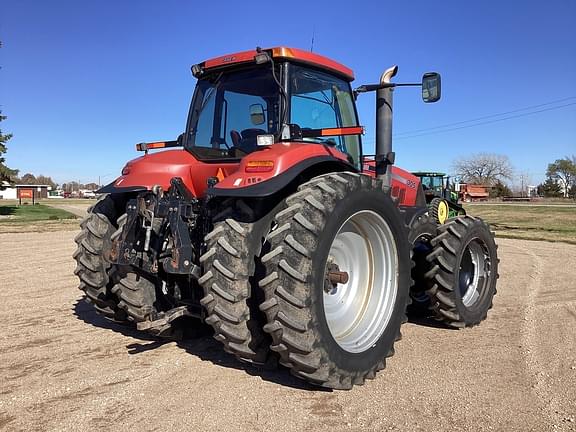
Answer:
[0, 230, 575, 432]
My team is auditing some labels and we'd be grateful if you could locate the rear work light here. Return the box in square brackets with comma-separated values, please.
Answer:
[136, 141, 167, 151]
[245, 160, 274, 173]
[257, 134, 275, 146]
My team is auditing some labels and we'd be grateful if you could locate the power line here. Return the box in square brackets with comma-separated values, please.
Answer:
[393, 102, 576, 140]
[393, 96, 576, 137]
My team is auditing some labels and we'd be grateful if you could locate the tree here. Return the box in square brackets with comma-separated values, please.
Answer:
[453, 153, 513, 186]
[62, 181, 81, 192]
[546, 157, 576, 198]
[35, 175, 57, 189]
[0, 112, 18, 184]
[490, 180, 511, 198]
[568, 184, 576, 200]
[19, 173, 37, 184]
[0, 40, 18, 185]
[537, 178, 563, 198]
[84, 182, 99, 190]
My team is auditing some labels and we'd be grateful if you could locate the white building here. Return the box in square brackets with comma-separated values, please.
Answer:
[0, 186, 17, 199]
[0, 184, 52, 200]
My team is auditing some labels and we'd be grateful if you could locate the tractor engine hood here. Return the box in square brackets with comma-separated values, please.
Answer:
[98, 143, 355, 199]
[98, 149, 238, 197]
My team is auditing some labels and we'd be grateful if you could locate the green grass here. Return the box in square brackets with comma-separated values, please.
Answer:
[464, 204, 576, 244]
[0, 203, 77, 223]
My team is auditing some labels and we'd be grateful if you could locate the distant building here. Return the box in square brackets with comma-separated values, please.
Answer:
[0, 184, 52, 200]
[457, 183, 490, 202]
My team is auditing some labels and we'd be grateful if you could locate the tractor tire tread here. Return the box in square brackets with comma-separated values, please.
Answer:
[200, 217, 270, 364]
[259, 172, 408, 389]
[426, 215, 498, 328]
[73, 194, 126, 322]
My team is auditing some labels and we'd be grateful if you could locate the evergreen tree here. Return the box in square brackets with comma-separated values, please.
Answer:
[0, 112, 18, 184]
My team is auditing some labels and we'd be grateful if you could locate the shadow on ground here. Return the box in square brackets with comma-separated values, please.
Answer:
[0, 206, 17, 216]
[406, 313, 456, 329]
[73, 299, 324, 391]
[405, 301, 457, 330]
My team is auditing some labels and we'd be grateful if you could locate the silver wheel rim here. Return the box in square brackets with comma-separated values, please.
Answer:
[323, 210, 398, 353]
[459, 238, 490, 307]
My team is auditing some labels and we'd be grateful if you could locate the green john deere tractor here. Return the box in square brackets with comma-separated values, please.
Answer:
[412, 172, 465, 224]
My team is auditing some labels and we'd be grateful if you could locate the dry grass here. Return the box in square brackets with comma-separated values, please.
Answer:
[465, 204, 576, 244]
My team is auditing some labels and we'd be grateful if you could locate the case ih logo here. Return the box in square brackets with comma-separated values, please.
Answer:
[222, 56, 236, 63]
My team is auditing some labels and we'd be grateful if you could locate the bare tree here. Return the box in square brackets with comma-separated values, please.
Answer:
[453, 153, 513, 186]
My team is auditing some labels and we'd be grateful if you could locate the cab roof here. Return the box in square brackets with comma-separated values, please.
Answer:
[198, 46, 355, 81]
[412, 172, 447, 177]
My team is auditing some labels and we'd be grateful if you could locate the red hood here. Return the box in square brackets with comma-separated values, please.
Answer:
[111, 149, 239, 197]
[107, 143, 351, 198]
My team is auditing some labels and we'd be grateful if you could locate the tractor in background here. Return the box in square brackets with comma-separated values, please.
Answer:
[73, 47, 498, 389]
[412, 171, 465, 223]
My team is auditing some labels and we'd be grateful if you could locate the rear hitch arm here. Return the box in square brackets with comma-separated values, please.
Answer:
[161, 177, 201, 278]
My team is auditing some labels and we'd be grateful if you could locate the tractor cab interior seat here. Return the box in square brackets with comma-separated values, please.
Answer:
[230, 128, 266, 154]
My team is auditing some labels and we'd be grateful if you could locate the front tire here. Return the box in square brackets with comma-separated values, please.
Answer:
[259, 172, 411, 389]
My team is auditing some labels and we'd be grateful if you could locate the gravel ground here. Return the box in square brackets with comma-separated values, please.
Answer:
[43, 202, 91, 218]
[0, 231, 574, 432]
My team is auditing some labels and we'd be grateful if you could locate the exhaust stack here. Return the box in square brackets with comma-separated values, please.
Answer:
[375, 65, 398, 186]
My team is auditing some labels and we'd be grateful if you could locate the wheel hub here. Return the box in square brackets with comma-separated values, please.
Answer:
[323, 210, 398, 354]
[459, 238, 490, 307]
[325, 260, 349, 294]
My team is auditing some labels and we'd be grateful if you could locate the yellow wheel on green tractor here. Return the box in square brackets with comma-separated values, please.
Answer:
[430, 198, 449, 224]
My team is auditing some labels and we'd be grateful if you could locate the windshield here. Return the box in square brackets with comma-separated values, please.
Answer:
[185, 66, 281, 160]
[421, 176, 445, 191]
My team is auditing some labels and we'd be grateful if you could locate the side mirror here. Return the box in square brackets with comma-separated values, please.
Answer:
[249, 104, 266, 125]
[422, 72, 441, 103]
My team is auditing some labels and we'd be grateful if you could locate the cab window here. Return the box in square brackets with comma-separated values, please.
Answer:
[289, 65, 361, 167]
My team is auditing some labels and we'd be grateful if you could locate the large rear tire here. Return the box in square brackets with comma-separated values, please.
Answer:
[199, 202, 275, 364]
[73, 194, 127, 322]
[426, 215, 498, 327]
[259, 172, 411, 389]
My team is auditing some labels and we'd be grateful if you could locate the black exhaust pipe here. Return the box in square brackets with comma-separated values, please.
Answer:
[375, 65, 398, 187]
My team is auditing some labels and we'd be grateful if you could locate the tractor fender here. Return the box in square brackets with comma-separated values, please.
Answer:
[208, 155, 355, 198]
[208, 142, 355, 198]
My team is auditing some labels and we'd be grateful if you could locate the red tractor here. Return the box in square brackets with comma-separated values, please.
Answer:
[74, 47, 498, 389]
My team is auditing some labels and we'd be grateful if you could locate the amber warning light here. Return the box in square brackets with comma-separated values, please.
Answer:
[245, 161, 274, 173]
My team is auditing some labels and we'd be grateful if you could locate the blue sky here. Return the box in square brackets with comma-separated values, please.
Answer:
[1, 0, 575, 187]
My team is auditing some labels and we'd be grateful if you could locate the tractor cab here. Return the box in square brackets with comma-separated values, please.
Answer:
[412, 172, 458, 203]
[184, 47, 363, 168]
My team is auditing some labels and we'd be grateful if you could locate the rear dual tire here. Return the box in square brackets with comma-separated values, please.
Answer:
[259, 172, 411, 389]
[426, 216, 498, 327]
[73, 195, 127, 322]
[199, 215, 273, 364]
[407, 213, 438, 315]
